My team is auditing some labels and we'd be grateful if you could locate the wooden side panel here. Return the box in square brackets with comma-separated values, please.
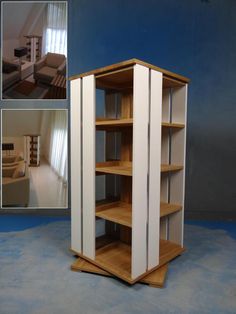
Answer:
[132, 64, 149, 279]
[105, 92, 118, 200]
[71, 78, 82, 253]
[161, 88, 170, 239]
[148, 70, 162, 269]
[162, 89, 170, 123]
[171, 86, 186, 124]
[82, 75, 96, 259]
[37, 136, 40, 165]
[169, 85, 187, 246]
[160, 175, 169, 240]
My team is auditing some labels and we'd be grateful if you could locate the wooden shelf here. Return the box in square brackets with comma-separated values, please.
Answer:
[71, 257, 168, 288]
[96, 161, 132, 176]
[96, 162, 182, 176]
[79, 238, 184, 284]
[161, 164, 183, 172]
[162, 122, 185, 129]
[160, 202, 182, 217]
[96, 118, 184, 130]
[96, 241, 132, 282]
[96, 118, 133, 130]
[96, 201, 132, 227]
[96, 201, 182, 226]
[163, 76, 186, 88]
[96, 67, 133, 90]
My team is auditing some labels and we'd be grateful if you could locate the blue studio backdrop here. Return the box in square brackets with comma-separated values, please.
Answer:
[68, 0, 236, 219]
[1, 0, 235, 218]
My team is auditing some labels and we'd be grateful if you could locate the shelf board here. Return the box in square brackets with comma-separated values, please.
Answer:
[71, 257, 168, 287]
[161, 164, 183, 172]
[96, 67, 133, 90]
[163, 76, 186, 88]
[96, 201, 132, 227]
[96, 201, 182, 227]
[162, 122, 185, 129]
[96, 161, 132, 176]
[96, 119, 184, 130]
[160, 202, 182, 217]
[96, 162, 182, 176]
[81, 238, 184, 284]
[96, 118, 133, 130]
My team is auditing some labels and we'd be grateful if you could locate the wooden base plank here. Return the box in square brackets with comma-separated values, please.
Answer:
[71, 257, 168, 288]
[71, 239, 184, 284]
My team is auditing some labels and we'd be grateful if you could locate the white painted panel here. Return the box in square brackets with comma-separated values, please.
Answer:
[71, 78, 82, 253]
[132, 64, 149, 279]
[169, 85, 188, 246]
[148, 70, 162, 269]
[82, 75, 96, 259]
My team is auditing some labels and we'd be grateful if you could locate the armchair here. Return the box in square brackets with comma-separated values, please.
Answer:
[34, 52, 66, 84]
[2, 163, 30, 207]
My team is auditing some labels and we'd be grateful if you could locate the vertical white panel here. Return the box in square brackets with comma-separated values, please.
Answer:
[132, 64, 149, 279]
[71, 78, 82, 253]
[169, 85, 188, 246]
[82, 75, 95, 259]
[148, 70, 162, 269]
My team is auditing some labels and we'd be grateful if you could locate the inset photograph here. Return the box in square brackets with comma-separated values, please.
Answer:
[1, 109, 68, 208]
[2, 1, 67, 100]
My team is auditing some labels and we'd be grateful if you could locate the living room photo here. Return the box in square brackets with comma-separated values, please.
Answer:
[1, 109, 68, 208]
[1, 1, 67, 100]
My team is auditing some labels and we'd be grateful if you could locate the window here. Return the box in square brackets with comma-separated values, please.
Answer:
[49, 111, 68, 183]
[44, 2, 67, 56]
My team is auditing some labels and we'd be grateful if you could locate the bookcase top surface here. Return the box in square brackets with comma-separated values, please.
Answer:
[69, 58, 190, 83]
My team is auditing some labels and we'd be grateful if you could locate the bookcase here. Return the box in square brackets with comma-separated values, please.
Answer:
[70, 59, 189, 284]
[24, 35, 42, 63]
[24, 135, 40, 167]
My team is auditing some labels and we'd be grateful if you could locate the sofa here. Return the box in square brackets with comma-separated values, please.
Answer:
[34, 52, 66, 84]
[2, 155, 24, 167]
[2, 162, 30, 207]
[2, 58, 21, 91]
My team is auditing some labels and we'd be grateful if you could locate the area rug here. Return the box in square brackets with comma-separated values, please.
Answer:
[3, 81, 49, 99]
[14, 80, 36, 96]
[0, 221, 235, 314]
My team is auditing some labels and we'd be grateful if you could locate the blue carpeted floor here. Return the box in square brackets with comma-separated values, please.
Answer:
[0, 216, 235, 314]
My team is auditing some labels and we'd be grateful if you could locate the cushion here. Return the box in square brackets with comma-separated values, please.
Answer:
[46, 53, 65, 68]
[37, 66, 57, 78]
[12, 162, 26, 179]
[3, 63, 18, 73]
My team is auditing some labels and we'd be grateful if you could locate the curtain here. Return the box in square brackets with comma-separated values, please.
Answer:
[43, 2, 67, 56]
[49, 111, 68, 183]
